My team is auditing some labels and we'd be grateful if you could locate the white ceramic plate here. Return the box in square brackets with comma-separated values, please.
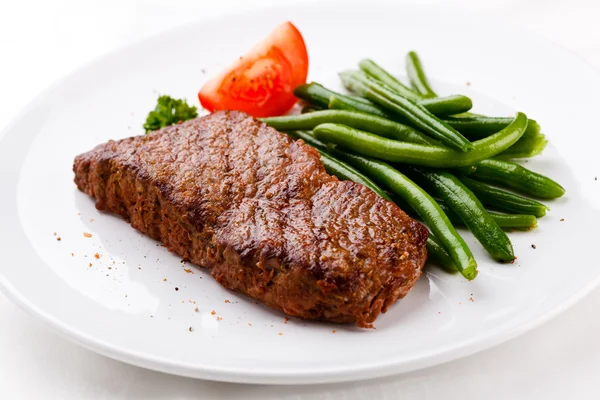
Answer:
[1, 2, 600, 385]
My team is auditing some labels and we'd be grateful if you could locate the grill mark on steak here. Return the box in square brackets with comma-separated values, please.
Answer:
[73, 110, 428, 327]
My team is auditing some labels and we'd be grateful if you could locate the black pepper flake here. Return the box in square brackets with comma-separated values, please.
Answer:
[188, 327, 193, 332]
[175, 287, 179, 291]
[560, 218, 565, 222]
[531, 244, 537, 249]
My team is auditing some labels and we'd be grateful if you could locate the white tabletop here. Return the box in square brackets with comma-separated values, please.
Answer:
[1, 0, 599, 398]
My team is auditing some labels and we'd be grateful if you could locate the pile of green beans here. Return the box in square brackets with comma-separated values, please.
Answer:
[261, 51, 565, 280]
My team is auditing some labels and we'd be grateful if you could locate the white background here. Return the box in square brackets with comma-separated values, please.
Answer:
[1, 0, 600, 398]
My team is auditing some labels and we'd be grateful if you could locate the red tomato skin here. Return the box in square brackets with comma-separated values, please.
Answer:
[198, 22, 308, 117]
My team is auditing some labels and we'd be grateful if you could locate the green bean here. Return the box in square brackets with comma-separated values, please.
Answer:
[444, 116, 547, 159]
[452, 165, 478, 175]
[393, 190, 537, 229]
[471, 159, 565, 199]
[458, 175, 549, 217]
[360, 58, 461, 109]
[444, 116, 518, 139]
[454, 116, 540, 139]
[445, 116, 540, 141]
[407, 168, 514, 262]
[329, 149, 478, 280]
[319, 152, 391, 200]
[312, 113, 527, 168]
[285, 131, 391, 200]
[437, 201, 537, 230]
[294, 83, 387, 113]
[345, 95, 372, 104]
[434, 200, 469, 224]
[360, 59, 464, 112]
[497, 133, 548, 159]
[301, 105, 323, 113]
[406, 51, 437, 98]
[260, 110, 436, 145]
[292, 80, 471, 120]
[330, 93, 472, 118]
[427, 234, 458, 272]
[328, 94, 392, 118]
[420, 95, 473, 117]
[327, 94, 472, 133]
[488, 212, 537, 230]
[340, 71, 473, 151]
[359, 59, 422, 100]
[293, 83, 334, 108]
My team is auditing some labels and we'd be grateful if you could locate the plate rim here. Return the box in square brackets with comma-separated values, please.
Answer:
[2, 1, 600, 385]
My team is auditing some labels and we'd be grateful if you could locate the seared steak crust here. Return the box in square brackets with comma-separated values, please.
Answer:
[73, 110, 427, 327]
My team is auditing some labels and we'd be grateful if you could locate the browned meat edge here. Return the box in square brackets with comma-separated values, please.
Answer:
[73, 110, 428, 327]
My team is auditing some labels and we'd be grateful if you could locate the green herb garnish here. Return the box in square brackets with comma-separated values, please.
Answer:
[143, 95, 198, 133]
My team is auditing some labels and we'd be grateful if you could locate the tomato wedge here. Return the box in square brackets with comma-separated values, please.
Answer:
[198, 22, 309, 118]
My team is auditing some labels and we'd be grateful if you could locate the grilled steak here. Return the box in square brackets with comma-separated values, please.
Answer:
[73, 110, 428, 327]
